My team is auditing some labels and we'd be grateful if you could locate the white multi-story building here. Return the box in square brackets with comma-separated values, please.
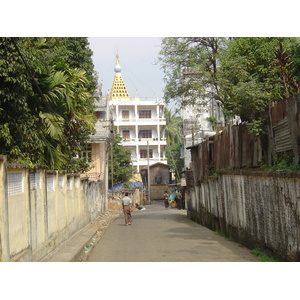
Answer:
[182, 88, 225, 169]
[107, 54, 167, 173]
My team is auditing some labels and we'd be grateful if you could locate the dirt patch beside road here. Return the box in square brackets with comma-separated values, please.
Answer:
[78, 209, 121, 262]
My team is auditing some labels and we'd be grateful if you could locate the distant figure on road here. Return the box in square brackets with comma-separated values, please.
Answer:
[176, 189, 183, 210]
[122, 192, 132, 226]
[163, 191, 169, 209]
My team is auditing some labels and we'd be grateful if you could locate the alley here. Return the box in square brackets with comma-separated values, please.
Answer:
[86, 202, 259, 262]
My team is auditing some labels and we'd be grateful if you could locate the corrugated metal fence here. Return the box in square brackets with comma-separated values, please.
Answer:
[213, 123, 262, 171]
[186, 93, 300, 185]
[271, 93, 300, 158]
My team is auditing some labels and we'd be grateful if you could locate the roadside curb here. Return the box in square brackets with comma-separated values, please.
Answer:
[41, 210, 120, 262]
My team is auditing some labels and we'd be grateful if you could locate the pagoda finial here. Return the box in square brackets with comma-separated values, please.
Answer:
[114, 52, 122, 74]
[110, 52, 130, 100]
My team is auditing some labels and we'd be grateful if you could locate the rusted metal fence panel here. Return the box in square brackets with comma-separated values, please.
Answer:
[187, 93, 300, 184]
[271, 94, 300, 161]
[271, 98, 287, 125]
[189, 123, 263, 183]
[287, 94, 300, 160]
[185, 169, 194, 187]
[187, 139, 212, 184]
[273, 117, 292, 152]
[212, 123, 260, 173]
[200, 140, 210, 182]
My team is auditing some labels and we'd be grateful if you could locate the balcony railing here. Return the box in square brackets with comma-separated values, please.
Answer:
[131, 158, 168, 165]
[122, 138, 167, 144]
[115, 118, 166, 124]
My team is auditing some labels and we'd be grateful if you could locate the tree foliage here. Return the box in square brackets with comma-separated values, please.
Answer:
[159, 37, 227, 107]
[108, 127, 136, 187]
[0, 37, 97, 172]
[164, 107, 183, 180]
[164, 107, 182, 145]
[218, 37, 300, 122]
[160, 37, 300, 137]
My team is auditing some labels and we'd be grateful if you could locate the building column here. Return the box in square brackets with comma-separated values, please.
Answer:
[136, 143, 139, 171]
[157, 105, 161, 161]
[0, 156, 10, 261]
[115, 104, 119, 126]
[135, 104, 138, 140]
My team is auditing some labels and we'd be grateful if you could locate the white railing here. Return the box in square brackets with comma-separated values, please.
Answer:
[131, 158, 168, 164]
[115, 118, 166, 123]
[122, 137, 167, 141]
[122, 138, 167, 145]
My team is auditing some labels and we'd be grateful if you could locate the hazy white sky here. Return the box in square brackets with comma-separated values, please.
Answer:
[88, 37, 165, 98]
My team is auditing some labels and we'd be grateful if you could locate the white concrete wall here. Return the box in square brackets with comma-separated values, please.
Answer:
[0, 159, 107, 262]
[186, 171, 300, 261]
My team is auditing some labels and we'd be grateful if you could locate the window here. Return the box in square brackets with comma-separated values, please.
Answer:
[140, 149, 153, 158]
[75, 177, 79, 189]
[47, 176, 55, 192]
[122, 130, 130, 139]
[139, 110, 151, 118]
[82, 144, 92, 163]
[95, 111, 106, 119]
[58, 176, 64, 189]
[8, 173, 23, 195]
[122, 110, 129, 119]
[30, 172, 41, 190]
[139, 130, 152, 138]
[67, 178, 72, 191]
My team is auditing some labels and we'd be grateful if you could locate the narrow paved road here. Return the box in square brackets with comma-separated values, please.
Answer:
[87, 202, 259, 262]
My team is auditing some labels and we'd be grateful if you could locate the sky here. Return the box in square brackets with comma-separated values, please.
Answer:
[88, 37, 165, 99]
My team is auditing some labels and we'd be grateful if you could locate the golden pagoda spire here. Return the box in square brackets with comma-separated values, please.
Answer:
[109, 53, 130, 100]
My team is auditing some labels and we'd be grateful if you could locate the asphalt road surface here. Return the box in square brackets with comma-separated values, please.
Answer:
[86, 202, 259, 262]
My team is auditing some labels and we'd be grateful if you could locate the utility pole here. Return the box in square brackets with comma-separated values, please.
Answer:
[111, 139, 114, 195]
[147, 141, 151, 204]
[109, 122, 114, 195]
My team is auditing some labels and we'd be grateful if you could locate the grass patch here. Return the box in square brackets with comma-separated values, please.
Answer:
[214, 230, 233, 241]
[251, 248, 280, 262]
[261, 152, 300, 175]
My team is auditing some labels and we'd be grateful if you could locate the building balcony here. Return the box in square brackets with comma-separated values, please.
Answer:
[132, 158, 168, 166]
[115, 118, 166, 126]
[122, 138, 167, 146]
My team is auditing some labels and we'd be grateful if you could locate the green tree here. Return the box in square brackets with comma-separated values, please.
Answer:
[160, 37, 300, 138]
[108, 127, 136, 188]
[0, 37, 97, 172]
[217, 37, 300, 136]
[214, 37, 300, 167]
[164, 107, 183, 180]
[166, 142, 184, 181]
[39, 67, 96, 170]
[164, 107, 182, 145]
[159, 37, 227, 108]
[0, 37, 42, 163]
[59, 37, 97, 93]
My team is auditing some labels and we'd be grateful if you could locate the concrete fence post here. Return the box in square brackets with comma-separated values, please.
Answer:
[0, 156, 10, 262]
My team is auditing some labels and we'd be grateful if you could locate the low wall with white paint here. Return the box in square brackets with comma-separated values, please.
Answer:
[0, 156, 107, 262]
[186, 170, 300, 261]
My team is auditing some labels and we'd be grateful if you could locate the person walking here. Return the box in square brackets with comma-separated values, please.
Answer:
[163, 190, 169, 209]
[122, 192, 132, 226]
[176, 189, 183, 210]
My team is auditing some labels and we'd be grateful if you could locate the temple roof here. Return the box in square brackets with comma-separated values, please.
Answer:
[109, 54, 130, 100]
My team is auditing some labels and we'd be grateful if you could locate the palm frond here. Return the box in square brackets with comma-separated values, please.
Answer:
[39, 112, 65, 140]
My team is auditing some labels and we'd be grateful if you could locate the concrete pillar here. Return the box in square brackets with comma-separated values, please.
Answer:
[0, 156, 10, 261]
